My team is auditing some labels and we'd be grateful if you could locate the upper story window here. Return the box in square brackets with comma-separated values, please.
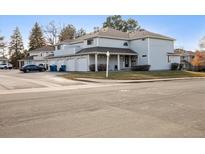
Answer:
[87, 39, 94, 45]
[123, 42, 128, 46]
[142, 54, 147, 57]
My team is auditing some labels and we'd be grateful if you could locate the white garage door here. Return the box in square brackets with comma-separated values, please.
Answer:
[66, 59, 75, 71]
[76, 57, 88, 71]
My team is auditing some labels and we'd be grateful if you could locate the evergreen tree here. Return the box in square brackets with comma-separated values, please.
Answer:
[59, 24, 76, 42]
[29, 22, 46, 50]
[9, 27, 24, 68]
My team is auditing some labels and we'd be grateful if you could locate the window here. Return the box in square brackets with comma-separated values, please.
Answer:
[87, 39, 93, 45]
[142, 55, 147, 57]
[168, 56, 171, 63]
[123, 42, 128, 46]
[142, 38, 146, 41]
[57, 45, 61, 50]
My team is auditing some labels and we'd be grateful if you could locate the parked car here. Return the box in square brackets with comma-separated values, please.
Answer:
[0, 63, 13, 69]
[20, 64, 46, 73]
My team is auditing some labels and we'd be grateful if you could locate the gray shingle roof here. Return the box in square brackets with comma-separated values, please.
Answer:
[76, 47, 137, 55]
[29, 46, 55, 52]
[57, 27, 175, 45]
[129, 29, 175, 40]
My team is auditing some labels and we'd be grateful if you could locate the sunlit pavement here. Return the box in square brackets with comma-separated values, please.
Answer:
[0, 70, 205, 137]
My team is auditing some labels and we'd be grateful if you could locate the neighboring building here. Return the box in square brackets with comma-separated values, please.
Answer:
[47, 27, 175, 71]
[0, 56, 9, 64]
[19, 46, 54, 68]
[199, 36, 205, 51]
[168, 48, 195, 69]
[174, 48, 195, 63]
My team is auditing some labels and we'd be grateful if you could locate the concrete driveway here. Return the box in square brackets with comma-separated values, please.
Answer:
[0, 70, 85, 90]
[1, 70, 205, 137]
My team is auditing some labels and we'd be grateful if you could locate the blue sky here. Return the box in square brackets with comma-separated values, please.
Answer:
[0, 15, 205, 50]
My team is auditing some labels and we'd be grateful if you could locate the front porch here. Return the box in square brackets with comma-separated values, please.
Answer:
[89, 53, 138, 72]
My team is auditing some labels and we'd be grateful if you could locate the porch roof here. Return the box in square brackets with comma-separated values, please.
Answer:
[76, 47, 138, 55]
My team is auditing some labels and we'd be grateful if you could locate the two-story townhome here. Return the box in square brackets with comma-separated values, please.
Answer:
[19, 46, 54, 68]
[46, 27, 175, 71]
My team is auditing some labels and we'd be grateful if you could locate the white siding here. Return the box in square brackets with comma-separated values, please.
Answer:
[30, 51, 52, 60]
[98, 38, 129, 48]
[54, 43, 83, 56]
[75, 56, 88, 71]
[168, 55, 180, 63]
[89, 54, 118, 71]
[48, 55, 89, 72]
[148, 38, 174, 70]
[130, 39, 148, 65]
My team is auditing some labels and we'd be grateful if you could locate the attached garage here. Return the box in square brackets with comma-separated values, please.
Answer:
[75, 56, 88, 71]
[47, 55, 88, 72]
[66, 58, 75, 71]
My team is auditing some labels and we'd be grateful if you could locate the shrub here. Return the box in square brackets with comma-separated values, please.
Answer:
[89, 64, 95, 71]
[192, 66, 205, 72]
[171, 63, 179, 70]
[178, 63, 184, 70]
[131, 65, 150, 71]
[98, 64, 106, 71]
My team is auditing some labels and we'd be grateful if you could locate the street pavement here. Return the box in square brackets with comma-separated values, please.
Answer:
[0, 70, 205, 137]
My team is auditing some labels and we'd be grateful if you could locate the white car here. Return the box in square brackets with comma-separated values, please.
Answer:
[0, 63, 13, 69]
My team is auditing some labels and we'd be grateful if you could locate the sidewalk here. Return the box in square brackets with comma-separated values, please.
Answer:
[75, 77, 205, 83]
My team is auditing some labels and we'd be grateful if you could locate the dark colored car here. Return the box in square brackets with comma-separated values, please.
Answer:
[20, 64, 46, 73]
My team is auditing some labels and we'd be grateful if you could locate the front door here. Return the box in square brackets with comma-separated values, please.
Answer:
[125, 56, 129, 67]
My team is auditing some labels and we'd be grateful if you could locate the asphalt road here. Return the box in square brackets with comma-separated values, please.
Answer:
[0, 70, 205, 137]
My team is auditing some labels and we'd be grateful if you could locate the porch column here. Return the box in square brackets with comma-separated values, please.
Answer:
[87, 55, 90, 71]
[129, 55, 131, 67]
[117, 54, 120, 71]
[95, 53, 98, 72]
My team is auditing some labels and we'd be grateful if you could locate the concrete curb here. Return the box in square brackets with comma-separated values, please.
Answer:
[75, 77, 205, 84]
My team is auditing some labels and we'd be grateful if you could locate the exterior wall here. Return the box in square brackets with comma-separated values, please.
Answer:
[89, 54, 130, 71]
[0, 60, 8, 64]
[148, 38, 174, 70]
[30, 51, 53, 60]
[82, 38, 98, 48]
[89, 54, 118, 70]
[129, 39, 148, 65]
[50, 36, 175, 71]
[48, 55, 89, 71]
[97, 38, 129, 48]
[54, 43, 83, 56]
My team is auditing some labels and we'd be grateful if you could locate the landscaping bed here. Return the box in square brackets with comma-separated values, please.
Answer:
[61, 71, 205, 80]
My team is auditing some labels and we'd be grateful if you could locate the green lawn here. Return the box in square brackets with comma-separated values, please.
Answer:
[62, 71, 205, 80]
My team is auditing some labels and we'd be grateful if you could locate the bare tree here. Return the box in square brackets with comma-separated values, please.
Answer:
[44, 21, 59, 45]
[0, 34, 6, 57]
